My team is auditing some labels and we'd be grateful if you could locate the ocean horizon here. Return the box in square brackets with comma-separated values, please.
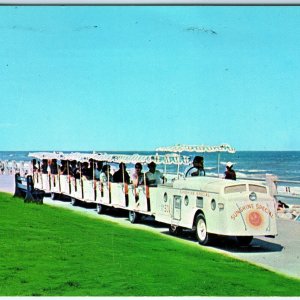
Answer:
[1, 150, 300, 182]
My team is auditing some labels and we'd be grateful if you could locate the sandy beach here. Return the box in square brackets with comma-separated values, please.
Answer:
[0, 174, 299, 280]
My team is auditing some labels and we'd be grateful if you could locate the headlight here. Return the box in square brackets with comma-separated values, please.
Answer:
[249, 192, 257, 201]
[218, 203, 224, 209]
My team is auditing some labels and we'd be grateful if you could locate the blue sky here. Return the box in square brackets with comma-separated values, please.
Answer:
[1, 6, 300, 151]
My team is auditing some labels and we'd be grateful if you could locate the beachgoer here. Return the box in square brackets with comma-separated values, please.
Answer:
[113, 162, 131, 184]
[225, 162, 236, 180]
[185, 156, 205, 177]
[131, 162, 144, 187]
[145, 161, 165, 186]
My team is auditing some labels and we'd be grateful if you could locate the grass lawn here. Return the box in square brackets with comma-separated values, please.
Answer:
[0, 192, 299, 296]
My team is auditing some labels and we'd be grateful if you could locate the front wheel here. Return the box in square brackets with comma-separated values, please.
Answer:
[195, 214, 211, 245]
[236, 236, 253, 247]
[128, 211, 140, 223]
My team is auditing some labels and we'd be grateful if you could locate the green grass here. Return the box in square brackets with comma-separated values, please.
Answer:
[0, 192, 299, 296]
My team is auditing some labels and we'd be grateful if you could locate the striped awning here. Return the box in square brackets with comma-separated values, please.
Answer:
[156, 144, 236, 153]
[28, 152, 65, 160]
[28, 152, 191, 165]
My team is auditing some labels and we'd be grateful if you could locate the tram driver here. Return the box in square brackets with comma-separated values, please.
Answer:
[185, 156, 206, 177]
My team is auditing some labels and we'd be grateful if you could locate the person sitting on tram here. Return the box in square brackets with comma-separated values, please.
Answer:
[31, 159, 38, 173]
[81, 162, 93, 180]
[145, 161, 165, 187]
[50, 159, 59, 175]
[95, 161, 103, 180]
[185, 156, 205, 177]
[87, 158, 95, 180]
[60, 160, 69, 175]
[113, 162, 131, 183]
[69, 160, 79, 178]
[224, 161, 236, 180]
[100, 164, 113, 183]
[131, 162, 144, 187]
[41, 159, 48, 174]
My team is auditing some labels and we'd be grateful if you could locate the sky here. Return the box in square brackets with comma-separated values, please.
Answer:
[1, 5, 300, 151]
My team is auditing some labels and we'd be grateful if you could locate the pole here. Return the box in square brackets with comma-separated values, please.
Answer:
[217, 153, 220, 177]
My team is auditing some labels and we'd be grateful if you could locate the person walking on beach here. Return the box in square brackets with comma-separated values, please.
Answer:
[225, 162, 236, 180]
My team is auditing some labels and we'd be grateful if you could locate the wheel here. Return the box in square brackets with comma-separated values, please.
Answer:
[128, 211, 140, 223]
[96, 204, 105, 214]
[169, 224, 182, 236]
[236, 236, 253, 247]
[195, 214, 211, 245]
[71, 198, 77, 206]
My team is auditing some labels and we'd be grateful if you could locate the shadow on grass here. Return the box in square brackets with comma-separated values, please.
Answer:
[161, 228, 283, 254]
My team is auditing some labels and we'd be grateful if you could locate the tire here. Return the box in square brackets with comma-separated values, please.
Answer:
[96, 204, 105, 215]
[195, 213, 210, 245]
[128, 211, 140, 223]
[71, 198, 77, 206]
[169, 225, 182, 236]
[236, 236, 253, 247]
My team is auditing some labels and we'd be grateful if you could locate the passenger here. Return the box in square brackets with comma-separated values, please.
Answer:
[81, 162, 93, 180]
[41, 159, 48, 174]
[59, 160, 68, 175]
[185, 156, 205, 177]
[32, 159, 38, 173]
[145, 161, 165, 187]
[225, 162, 236, 180]
[87, 158, 95, 180]
[100, 165, 113, 183]
[113, 162, 131, 184]
[95, 161, 103, 180]
[131, 162, 144, 187]
[70, 160, 79, 178]
[50, 159, 59, 175]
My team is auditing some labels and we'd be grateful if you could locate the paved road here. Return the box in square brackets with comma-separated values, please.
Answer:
[1, 174, 300, 280]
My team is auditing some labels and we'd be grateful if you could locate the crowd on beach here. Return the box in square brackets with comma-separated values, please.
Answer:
[0, 160, 31, 176]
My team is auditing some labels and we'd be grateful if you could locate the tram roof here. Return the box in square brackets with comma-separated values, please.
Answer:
[28, 152, 191, 165]
[156, 143, 236, 153]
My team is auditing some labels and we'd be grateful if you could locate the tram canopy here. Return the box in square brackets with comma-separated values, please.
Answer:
[156, 143, 236, 154]
[29, 152, 191, 165]
[90, 153, 190, 165]
[28, 152, 65, 160]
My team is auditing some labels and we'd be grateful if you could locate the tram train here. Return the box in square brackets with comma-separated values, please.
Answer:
[29, 144, 278, 246]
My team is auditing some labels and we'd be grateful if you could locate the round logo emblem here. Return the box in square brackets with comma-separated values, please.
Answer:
[247, 211, 263, 227]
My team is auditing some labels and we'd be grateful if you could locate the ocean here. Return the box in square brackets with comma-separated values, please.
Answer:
[1, 150, 300, 182]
